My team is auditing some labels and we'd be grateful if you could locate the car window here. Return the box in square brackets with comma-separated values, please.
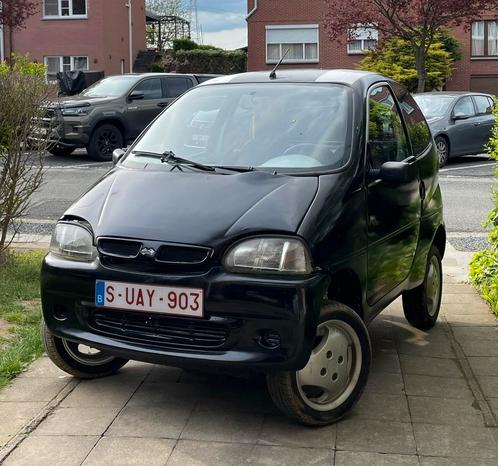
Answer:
[453, 96, 476, 117]
[392, 83, 432, 156]
[133, 78, 163, 100]
[165, 77, 193, 98]
[368, 85, 410, 169]
[474, 95, 493, 115]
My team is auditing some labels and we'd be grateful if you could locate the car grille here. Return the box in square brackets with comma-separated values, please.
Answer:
[98, 237, 213, 274]
[88, 309, 233, 350]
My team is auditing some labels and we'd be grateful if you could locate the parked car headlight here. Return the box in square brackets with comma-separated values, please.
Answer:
[224, 237, 312, 275]
[61, 106, 91, 116]
[50, 222, 96, 261]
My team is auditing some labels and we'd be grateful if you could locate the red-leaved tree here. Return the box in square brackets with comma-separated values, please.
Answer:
[324, 0, 498, 92]
[0, 0, 38, 61]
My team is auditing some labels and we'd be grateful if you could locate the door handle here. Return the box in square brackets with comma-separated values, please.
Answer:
[474, 122, 481, 126]
[419, 180, 426, 200]
[157, 102, 168, 108]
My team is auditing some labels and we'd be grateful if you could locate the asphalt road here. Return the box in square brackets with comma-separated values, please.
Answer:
[21, 150, 496, 251]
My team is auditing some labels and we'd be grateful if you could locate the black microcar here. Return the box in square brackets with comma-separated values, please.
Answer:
[41, 70, 445, 425]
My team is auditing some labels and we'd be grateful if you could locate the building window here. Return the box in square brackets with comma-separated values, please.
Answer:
[472, 20, 498, 57]
[43, 0, 87, 18]
[347, 26, 378, 54]
[265, 25, 319, 64]
[44, 56, 88, 81]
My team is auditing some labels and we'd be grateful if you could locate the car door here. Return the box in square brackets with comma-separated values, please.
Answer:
[449, 96, 478, 156]
[366, 84, 421, 305]
[161, 76, 195, 108]
[126, 77, 165, 138]
[472, 95, 495, 154]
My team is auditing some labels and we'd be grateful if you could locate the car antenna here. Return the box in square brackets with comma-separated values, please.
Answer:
[269, 48, 290, 80]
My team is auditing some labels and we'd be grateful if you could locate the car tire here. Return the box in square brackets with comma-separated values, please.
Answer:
[41, 319, 128, 379]
[435, 136, 449, 168]
[86, 124, 124, 162]
[48, 146, 75, 157]
[266, 301, 371, 426]
[402, 246, 443, 330]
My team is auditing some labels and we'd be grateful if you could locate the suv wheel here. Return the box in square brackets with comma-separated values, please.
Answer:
[435, 136, 449, 168]
[402, 246, 443, 330]
[266, 301, 371, 426]
[87, 124, 124, 162]
[49, 146, 75, 157]
[42, 320, 128, 378]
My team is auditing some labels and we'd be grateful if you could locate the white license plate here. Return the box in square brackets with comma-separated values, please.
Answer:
[95, 280, 204, 318]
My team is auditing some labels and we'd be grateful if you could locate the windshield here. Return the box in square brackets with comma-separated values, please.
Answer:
[413, 94, 455, 118]
[124, 83, 353, 172]
[81, 75, 141, 98]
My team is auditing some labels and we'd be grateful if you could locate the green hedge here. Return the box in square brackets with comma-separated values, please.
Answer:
[469, 105, 498, 315]
[173, 49, 247, 75]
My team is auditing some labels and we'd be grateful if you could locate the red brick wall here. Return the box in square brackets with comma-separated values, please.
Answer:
[247, 1, 498, 92]
[5, 0, 146, 76]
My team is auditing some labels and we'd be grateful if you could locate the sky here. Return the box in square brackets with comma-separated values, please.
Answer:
[195, 0, 247, 50]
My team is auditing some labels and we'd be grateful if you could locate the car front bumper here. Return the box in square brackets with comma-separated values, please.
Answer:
[41, 253, 330, 372]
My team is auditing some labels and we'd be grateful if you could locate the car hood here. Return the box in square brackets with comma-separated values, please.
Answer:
[52, 95, 117, 108]
[63, 168, 319, 246]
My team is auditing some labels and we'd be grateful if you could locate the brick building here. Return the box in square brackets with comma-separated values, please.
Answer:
[247, 0, 498, 95]
[1, 0, 147, 78]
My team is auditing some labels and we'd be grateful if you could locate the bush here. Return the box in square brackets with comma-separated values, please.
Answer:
[359, 31, 460, 92]
[470, 105, 498, 315]
[171, 49, 247, 74]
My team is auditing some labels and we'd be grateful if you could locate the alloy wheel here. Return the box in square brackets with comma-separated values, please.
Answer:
[426, 254, 442, 317]
[96, 129, 119, 156]
[61, 339, 115, 366]
[436, 139, 448, 167]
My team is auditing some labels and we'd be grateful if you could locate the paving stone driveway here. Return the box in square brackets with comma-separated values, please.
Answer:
[1, 256, 498, 465]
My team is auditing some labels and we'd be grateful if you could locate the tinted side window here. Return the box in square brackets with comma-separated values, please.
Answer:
[133, 79, 162, 100]
[166, 77, 193, 98]
[474, 95, 493, 115]
[392, 83, 432, 156]
[454, 96, 476, 117]
[368, 85, 410, 169]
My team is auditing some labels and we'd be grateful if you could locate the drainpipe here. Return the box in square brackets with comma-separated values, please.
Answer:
[126, 0, 133, 73]
[0, 25, 4, 62]
[246, 0, 258, 20]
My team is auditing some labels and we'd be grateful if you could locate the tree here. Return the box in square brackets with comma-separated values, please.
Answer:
[0, 0, 38, 60]
[324, 0, 498, 92]
[360, 36, 453, 91]
[146, 0, 190, 50]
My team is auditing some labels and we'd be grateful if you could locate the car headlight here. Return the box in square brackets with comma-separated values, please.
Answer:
[50, 222, 96, 261]
[61, 106, 91, 116]
[224, 237, 312, 275]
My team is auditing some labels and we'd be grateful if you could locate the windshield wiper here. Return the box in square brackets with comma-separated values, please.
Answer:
[213, 165, 256, 173]
[131, 150, 215, 172]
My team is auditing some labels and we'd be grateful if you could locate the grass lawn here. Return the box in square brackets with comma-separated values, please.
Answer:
[0, 250, 45, 390]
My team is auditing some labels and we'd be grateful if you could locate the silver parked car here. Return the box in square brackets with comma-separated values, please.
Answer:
[413, 92, 495, 167]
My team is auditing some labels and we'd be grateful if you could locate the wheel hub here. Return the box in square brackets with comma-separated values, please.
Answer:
[426, 256, 442, 317]
[296, 320, 362, 411]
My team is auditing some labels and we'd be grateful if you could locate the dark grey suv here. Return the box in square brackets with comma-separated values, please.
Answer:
[43, 73, 217, 161]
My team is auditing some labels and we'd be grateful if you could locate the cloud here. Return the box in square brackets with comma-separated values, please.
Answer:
[202, 27, 247, 50]
[197, 10, 245, 33]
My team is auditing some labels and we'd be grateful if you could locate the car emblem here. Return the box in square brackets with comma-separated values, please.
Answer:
[139, 247, 156, 258]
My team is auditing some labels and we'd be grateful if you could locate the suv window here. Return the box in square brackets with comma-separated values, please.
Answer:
[368, 85, 410, 169]
[474, 95, 493, 115]
[133, 78, 163, 100]
[391, 83, 432, 156]
[453, 96, 476, 117]
[165, 77, 193, 98]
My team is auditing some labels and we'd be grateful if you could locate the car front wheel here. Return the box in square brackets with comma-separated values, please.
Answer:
[266, 301, 371, 426]
[402, 246, 443, 330]
[86, 124, 124, 162]
[435, 136, 449, 168]
[42, 320, 128, 378]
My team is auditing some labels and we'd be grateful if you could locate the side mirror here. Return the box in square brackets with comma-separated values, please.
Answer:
[112, 148, 125, 165]
[453, 112, 471, 121]
[128, 91, 144, 101]
[369, 161, 412, 184]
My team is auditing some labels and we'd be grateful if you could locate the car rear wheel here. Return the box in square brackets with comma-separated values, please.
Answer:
[42, 320, 128, 378]
[435, 136, 449, 168]
[402, 246, 443, 330]
[49, 146, 75, 157]
[266, 301, 371, 426]
[87, 124, 124, 162]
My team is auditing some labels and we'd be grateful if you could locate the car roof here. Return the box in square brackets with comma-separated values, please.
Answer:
[116, 73, 198, 78]
[198, 69, 387, 88]
[414, 91, 494, 98]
